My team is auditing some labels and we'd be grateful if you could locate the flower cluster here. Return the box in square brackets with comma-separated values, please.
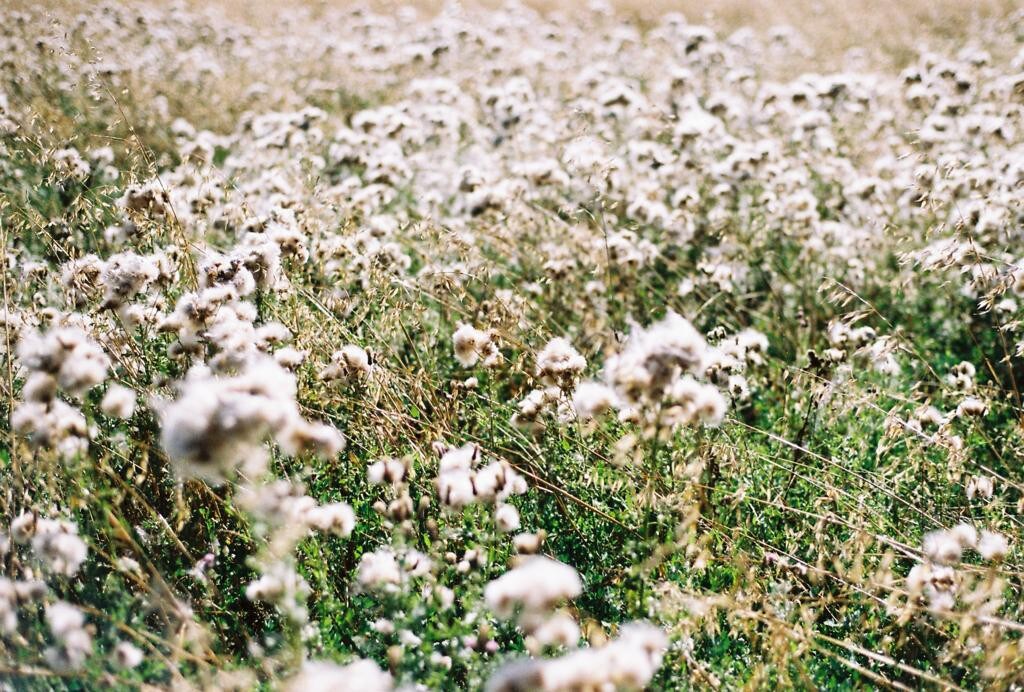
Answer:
[435, 444, 528, 533]
[157, 357, 343, 481]
[485, 555, 666, 690]
[12, 327, 110, 461]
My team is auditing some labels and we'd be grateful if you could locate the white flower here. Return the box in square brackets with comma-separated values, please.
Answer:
[572, 381, 617, 419]
[305, 503, 356, 537]
[977, 530, 1009, 561]
[274, 347, 308, 370]
[245, 563, 311, 623]
[367, 458, 407, 485]
[358, 549, 401, 590]
[158, 357, 341, 481]
[371, 618, 395, 634]
[284, 659, 393, 692]
[906, 563, 931, 596]
[513, 532, 545, 555]
[403, 550, 433, 577]
[529, 613, 580, 650]
[662, 376, 727, 428]
[437, 444, 527, 508]
[112, 641, 144, 669]
[17, 328, 110, 398]
[99, 252, 160, 309]
[922, 523, 977, 565]
[10, 512, 36, 544]
[923, 565, 957, 613]
[399, 629, 422, 647]
[966, 475, 994, 501]
[950, 523, 978, 549]
[487, 621, 667, 691]
[31, 518, 87, 576]
[536, 337, 587, 388]
[44, 601, 92, 671]
[914, 405, 945, 427]
[101, 384, 137, 419]
[495, 504, 521, 533]
[947, 361, 976, 391]
[485, 556, 582, 617]
[511, 387, 559, 433]
[453, 323, 499, 367]
[322, 345, 372, 382]
[956, 397, 987, 418]
[601, 313, 723, 429]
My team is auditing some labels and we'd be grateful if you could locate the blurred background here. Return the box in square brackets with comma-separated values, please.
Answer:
[191, 0, 1019, 68]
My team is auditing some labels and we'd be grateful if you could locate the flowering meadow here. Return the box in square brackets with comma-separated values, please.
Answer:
[2, 0, 1024, 688]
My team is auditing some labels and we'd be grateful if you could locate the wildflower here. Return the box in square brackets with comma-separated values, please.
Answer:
[322, 345, 373, 382]
[279, 419, 346, 460]
[11, 399, 89, 460]
[245, 563, 311, 623]
[662, 376, 728, 428]
[513, 531, 546, 555]
[44, 602, 92, 672]
[914, 405, 945, 427]
[486, 622, 667, 691]
[956, 397, 987, 417]
[727, 374, 750, 400]
[484, 556, 582, 617]
[947, 361, 976, 391]
[284, 659, 393, 692]
[453, 323, 500, 367]
[572, 381, 617, 419]
[119, 182, 170, 217]
[403, 550, 433, 577]
[189, 553, 216, 584]
[437, 444, 527, 508]
[0, 581, 19, 635]
[966, 475, 995, 501]
[977, 530, 1009, 561]
[31, 519, 88, 576]
[115, 556, 142, 575]
[10, 512, 36, 544]
[511, 387, 560, 433]
[495, 504, 521, 533]
[906, 563, 932, 597]
[99, 252, 160, 310]
[112, 641, 144, 669]
[594, 313, 729, 432]
[305, 503, 356, 537]
[22, 372, 58, 403]
[17, 327, 110, 398]
[52, 147, 90, 179]
[923, 523, 977, 564]
[60, 255, 105, 308]
[101, 384, 137, 419]
[368, 457, 408, 485]
[536, 337, 587, 388]
[475, 461, 529, 502]
[0, 578, 45, 635]
[254, 322, 293, 351]
[923, 566, 957, 613]
[372, 618, 395, 635]
[528, 613, 580, 651]
[430, 652, 454, 670]
[358, 549, 402, 590]
[274, 347, 308, 370]
[157, 358, 343, 481]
